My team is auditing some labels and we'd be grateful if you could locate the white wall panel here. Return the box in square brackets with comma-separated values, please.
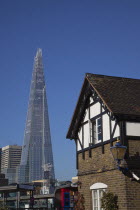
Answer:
[77, 141, 81, 151]
[83, 123, 89, 148]
[90, 97, 94, 104]
[83, 108, 89, 122]
[90, 102, 100, 119]
[111, 121, 120, 138]
[103, 114, 110, 141]
[77, 127, 82, 151]
[126, 122, 140, 136]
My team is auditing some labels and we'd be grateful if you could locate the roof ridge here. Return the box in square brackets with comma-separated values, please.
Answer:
[86, 73, 140, 81]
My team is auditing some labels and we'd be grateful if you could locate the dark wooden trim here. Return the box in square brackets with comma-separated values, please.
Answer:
[88, 107, 92, 158]
[119, 121, 123, 144]
[89, 120, 92, 158]
[89, 146, 92, 158]
[110, 121, 118, 145]
[89, 99, 100, 107]
[100, 102, 104, 154]
[77, 137, 83, 150]
[82, 151, 85, 159]
[77, 137, 118, 154]
[90, 111, 107, 122]
[109, 114, 112, 146]
[89, 105, 90, 119]
[116, 114, 140, 122]
[82, 126, 84, 146]
[81, 109, 107, 126]
[66, 80, 92, 139]
[81, 120, 89, 126]
[82, 126, 85, 159]
[77, 168, 117, 176]
[126, 136, 140, 140]
[123, 121, 126, 139]
[120, 121, 128, 157]
[75, 139, 78, 169]
[92, 120, 95, 144]
[81, 110, 107, 158]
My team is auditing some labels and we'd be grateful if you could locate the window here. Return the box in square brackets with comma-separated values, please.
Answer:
[90, 117, 102, 144]
[90, 183, 107, 210]
[91, 120, 96, 143]
[97, 117, 102, 141]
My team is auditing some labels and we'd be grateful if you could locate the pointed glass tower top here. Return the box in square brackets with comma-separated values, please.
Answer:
[18, 49, 55, 185]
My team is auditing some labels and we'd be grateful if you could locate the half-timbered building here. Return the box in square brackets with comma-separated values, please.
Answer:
[66, 73, 140, 210]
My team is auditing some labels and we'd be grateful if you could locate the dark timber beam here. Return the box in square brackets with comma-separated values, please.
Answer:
[110, 120, 118, 146]
[100, 102, 104, 154]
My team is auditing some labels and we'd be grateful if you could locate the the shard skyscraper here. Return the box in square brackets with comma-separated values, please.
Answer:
[17, 49, 55, 188]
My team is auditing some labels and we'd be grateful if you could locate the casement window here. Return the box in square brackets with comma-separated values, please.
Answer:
[97, 117, 102, 141]
[91, 120, 96, 143]
[89, 117, 102, 144]
[90, 183, 107, 210]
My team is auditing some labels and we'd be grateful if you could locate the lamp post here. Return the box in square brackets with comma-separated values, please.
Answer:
[110, 139, 127, 171]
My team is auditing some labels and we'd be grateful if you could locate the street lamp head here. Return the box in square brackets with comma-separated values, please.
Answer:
[110, 139, 127, 164]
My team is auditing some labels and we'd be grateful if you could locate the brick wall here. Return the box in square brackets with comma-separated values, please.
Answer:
[77, 141, 140, 210]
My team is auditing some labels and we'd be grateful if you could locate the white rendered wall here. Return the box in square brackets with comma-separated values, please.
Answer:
[77, 128, 82, 151]
[90, 102, 101, 118]
[111, 121, 120, 138]
[103, 114, 110, 141]
[90, 97, 94, 104]
[83, 108, 89, 122]
[126, 122, 140, 136]
[83, 123, 89, 148]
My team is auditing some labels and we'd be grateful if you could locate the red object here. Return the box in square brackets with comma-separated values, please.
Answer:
[60, 188, 70, 207]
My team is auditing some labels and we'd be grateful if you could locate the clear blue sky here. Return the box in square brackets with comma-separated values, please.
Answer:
[0, 0, 140, 180]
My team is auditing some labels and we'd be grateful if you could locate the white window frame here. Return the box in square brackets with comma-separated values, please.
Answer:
[96, 117, 102, 142]
[90, 183, 107, 210]
[89, 117, 102, 145]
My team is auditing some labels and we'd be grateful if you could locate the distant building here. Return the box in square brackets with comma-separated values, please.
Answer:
[1, 145, 22, 184]
[17, 49, 55, 193]
[0, 173, 8, 186]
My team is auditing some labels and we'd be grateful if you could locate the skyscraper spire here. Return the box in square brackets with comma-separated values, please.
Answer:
[36, 48, 42, 57]
[17, 49, 55, 190]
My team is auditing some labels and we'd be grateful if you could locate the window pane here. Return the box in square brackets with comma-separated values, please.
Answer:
[92, 121, 97, 143]
[98, 126, 102, 133]
[97, 117, 101, 126]
[98, 133, 102, 141]
[93, 190, 97, 198]
[99, 190, 104, 209]
[99, 190, 104, 198]
[97, 117, 102, 141]
[92, 189, 106, 210]
[93, 190, 98, 209]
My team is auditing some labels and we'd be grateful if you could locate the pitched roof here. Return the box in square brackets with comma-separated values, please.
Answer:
[86, 73, 140, 116]
[66, 73, 140, 139]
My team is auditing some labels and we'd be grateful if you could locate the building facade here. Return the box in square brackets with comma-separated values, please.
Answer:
[1, 145, 22, 184]
[67, 73, 140, 210]
[17, 49, 55, 191]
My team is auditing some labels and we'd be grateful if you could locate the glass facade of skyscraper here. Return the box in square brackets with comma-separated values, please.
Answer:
[17, 49, 55, 190]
